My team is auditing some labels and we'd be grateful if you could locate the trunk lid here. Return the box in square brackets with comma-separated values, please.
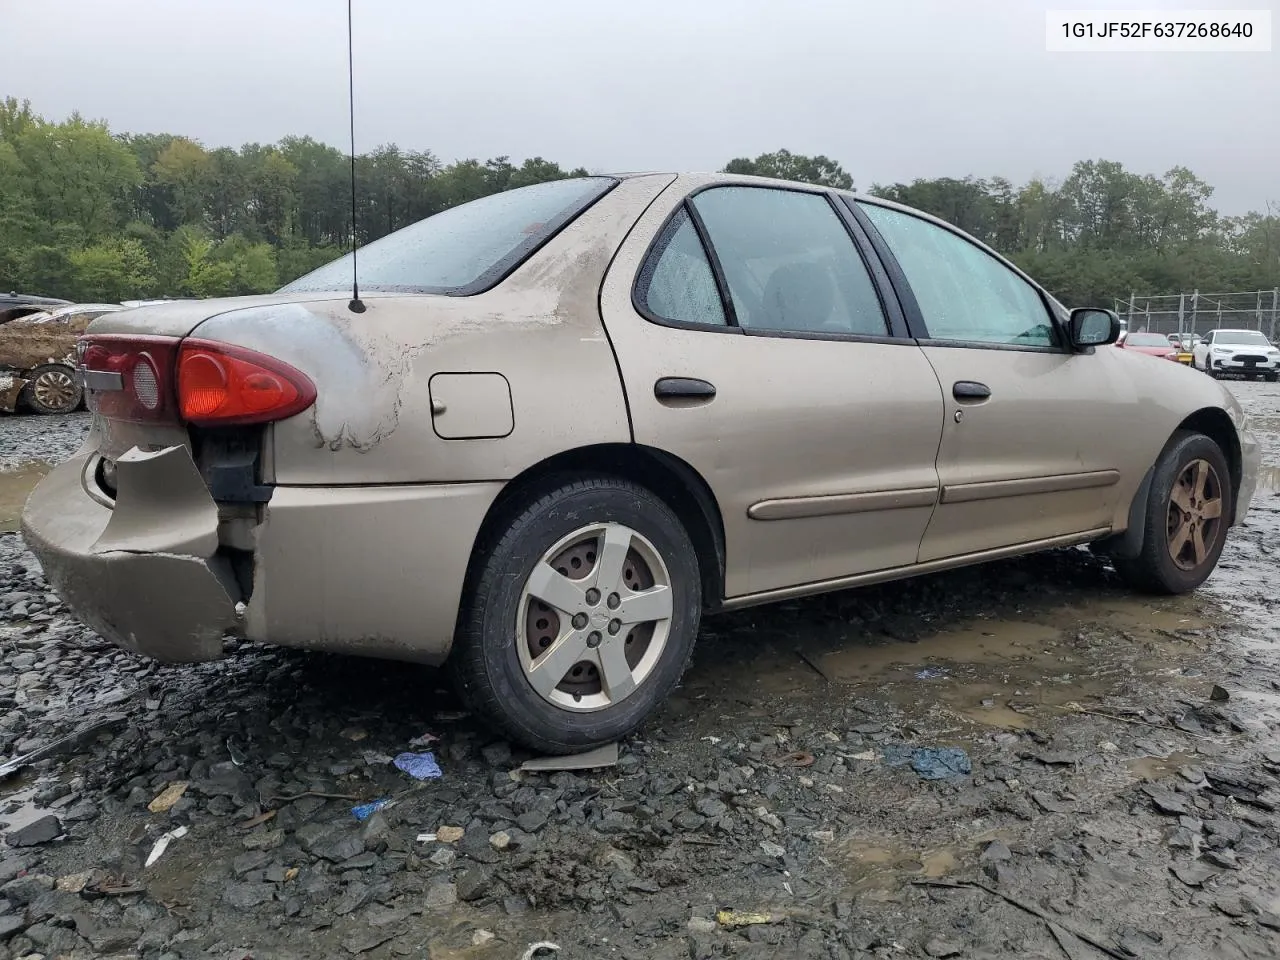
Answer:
[86, 292, 342, 339]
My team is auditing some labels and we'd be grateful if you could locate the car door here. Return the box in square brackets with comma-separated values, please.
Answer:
[1194, 331, 1213, 369]
[598, 179, 946, 598]
[850, 198, 1131, 563]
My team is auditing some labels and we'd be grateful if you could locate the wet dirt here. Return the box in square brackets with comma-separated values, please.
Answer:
[0, 461, 48, 533]
[0, 386, 1279, 959]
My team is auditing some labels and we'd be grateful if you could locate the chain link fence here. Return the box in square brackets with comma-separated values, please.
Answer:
[1114, 289, 1280, 339]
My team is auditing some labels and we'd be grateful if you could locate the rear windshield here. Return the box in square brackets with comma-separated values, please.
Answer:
[1126, 333, 1171, 347]
[280, 177, 617, 296]
[1214, 330, 1270, 346]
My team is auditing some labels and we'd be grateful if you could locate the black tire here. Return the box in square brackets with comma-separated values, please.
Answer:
[1113, 430, 1232, 595]
[20, 364, 83, 415]
[451, 476, 702, 754]
[1267, 373, 1279, 383]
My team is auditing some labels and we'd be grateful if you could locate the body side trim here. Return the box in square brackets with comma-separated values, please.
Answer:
[747, 486, 937, 521]
[720, 526, 1111, 611]
[941, 469, 1121, 504]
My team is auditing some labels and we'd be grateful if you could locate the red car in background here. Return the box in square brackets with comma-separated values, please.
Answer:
[1116, 331, 1180, 362]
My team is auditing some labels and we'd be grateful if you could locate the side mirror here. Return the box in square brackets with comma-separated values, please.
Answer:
[1068, 308, 1120, 349]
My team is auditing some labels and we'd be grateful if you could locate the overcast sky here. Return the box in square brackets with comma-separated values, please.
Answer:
[3, 0, 1276, 214]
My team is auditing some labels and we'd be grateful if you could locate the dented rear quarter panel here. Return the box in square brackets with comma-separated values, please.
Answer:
[191, 174, 678, 484]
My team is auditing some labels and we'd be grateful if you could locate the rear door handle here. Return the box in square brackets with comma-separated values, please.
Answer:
[952, 380, 991, 402]
[655, 377, 716, 401]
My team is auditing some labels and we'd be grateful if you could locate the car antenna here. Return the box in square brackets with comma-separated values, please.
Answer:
[345, 0, 365, 314]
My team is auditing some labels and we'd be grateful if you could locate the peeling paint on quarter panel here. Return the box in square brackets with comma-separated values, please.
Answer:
[243, 175, 673, 486]
[194, 301, 431, 452]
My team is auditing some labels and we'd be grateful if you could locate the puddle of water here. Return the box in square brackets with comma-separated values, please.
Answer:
[797, 594, 1219, 733]
[0, 773, 51, 835]
[842, 832, 1003, 891]
[1068, 599, 1210, 634]
[818, 620, 1063, 682]
[0, 461, 49, 533]
[1127, 751, 1197, 781]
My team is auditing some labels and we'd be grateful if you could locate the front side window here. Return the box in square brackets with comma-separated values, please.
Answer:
[859, 203, 1056, 348]
[689, 187, 889, 337]
[635, 208, 726, 326]
[281, 177, 616, 295]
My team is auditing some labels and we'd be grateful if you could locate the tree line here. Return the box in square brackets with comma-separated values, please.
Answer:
[1, 98, 1276, 308]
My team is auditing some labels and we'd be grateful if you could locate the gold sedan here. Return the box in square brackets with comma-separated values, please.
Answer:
[21, 173, 1262, 753]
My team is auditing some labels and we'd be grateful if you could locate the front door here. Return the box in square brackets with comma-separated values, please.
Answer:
[854, 199, 1128, 563]
[600, 179, 947, 599]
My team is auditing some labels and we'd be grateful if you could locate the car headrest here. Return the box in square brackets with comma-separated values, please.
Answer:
[760, 261, 833, 332]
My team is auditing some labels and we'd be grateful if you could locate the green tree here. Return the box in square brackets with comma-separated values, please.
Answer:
[68, 239, 155, 301]
[723, 149, 854, 190]
[10, 115, 141, 237]
[152, 138, 213, 228]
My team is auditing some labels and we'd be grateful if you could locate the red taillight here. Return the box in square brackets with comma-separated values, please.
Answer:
[80, 335, 180, 423]
[177, 340, 315, 426]
[80, 335, 315, 426]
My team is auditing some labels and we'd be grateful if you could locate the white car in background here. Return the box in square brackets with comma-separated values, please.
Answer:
[1193, 329, 1280, 381]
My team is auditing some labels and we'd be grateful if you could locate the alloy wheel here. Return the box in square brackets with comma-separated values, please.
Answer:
[518, 522, 673, 712]
[1166, 458, 1224, 572]
[33, 369, 78, 413]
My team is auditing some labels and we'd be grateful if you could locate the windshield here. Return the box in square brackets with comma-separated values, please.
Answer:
[280, 177, 617, 296]
[1126, 333, 1172, 347]
[1214, 330, 1271, 346]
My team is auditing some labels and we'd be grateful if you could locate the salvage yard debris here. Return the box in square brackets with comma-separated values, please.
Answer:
[520, 741, 619, 772]
[147, 781, 188, 813]
[715, 909, 783, 928]
[392, 751, 442, 780]
[144, 825, 189, 867]
[351, 798, 392, 821]
[883, 745, 973, 779]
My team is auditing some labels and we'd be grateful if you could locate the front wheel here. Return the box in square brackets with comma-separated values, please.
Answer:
[1113, 431, 1232, 595]
[451, 476, 701, 754]
[1267, 373, 1279, 383]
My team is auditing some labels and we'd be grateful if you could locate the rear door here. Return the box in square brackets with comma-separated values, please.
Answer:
[599, 179, 946, 599]
[850, 199, 1129, 563]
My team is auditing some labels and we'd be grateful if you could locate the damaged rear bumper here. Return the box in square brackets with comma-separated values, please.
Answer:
[22, 443, 506, 666]
[21, 447, 240, 662]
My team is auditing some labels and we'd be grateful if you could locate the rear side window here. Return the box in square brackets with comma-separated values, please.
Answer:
[690, 187, 889, 336]
[280, 177, 616, 296]
[635, 208, 727, 326]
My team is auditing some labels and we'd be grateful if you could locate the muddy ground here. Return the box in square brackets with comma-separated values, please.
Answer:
[1, 384, 1279, 960]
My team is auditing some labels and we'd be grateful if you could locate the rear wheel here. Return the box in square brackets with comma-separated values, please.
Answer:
[21, 364, 82, 415]
[1113, 431, 1232, 595]
[1267, 373, 1279, 383]
[451, 477, 701, 754]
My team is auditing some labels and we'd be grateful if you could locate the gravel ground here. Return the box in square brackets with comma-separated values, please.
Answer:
[1, 384, 1279, 960]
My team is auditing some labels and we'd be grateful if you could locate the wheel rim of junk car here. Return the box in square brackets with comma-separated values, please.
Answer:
[517, 522, 674, 712]
[33, 369, 78, 412]
[1166, 458, 1224, 572]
